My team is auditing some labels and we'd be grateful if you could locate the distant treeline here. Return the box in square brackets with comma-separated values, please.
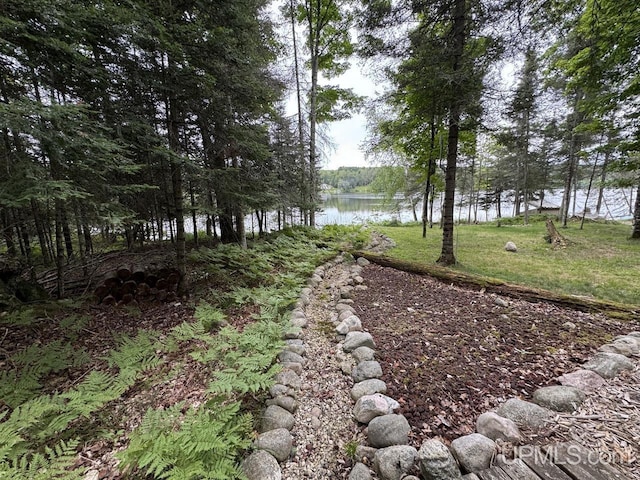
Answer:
[320, 167, 381, 191]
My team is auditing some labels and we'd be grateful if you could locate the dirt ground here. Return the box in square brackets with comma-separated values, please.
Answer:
[351, 263, 640, 444]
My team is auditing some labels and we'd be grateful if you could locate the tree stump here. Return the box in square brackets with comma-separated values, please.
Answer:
[545, 219, 569, 248]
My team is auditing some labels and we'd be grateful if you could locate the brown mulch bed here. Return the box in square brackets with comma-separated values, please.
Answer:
[351, 263, 640, 445]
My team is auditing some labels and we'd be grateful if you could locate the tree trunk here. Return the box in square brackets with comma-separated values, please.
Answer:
[631, 183, 640, 239]
[166, 56, 186, 295]
[309, 52, 319, 227]
[61, 207, 73, 259]
[190, 180, 198, 248]
[596, 150, 610, 216]
[422, 117, 437, 238]
[290, 0, 308, 227]
[73, 200, 87, 275]
[561, 97, 582, 227]
[31, 199, 51, 265]
[54, 199, 65, 298]
[206, 191, 214, 237]
[1, 208, 17, 256]
[437, 0, 466, 266]
[16, 208, 31, 261]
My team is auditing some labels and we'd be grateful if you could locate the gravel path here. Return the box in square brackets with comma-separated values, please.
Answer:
[281, 258, 365, 479]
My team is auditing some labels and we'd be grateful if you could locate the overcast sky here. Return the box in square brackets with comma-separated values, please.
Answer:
[321, 66, 380, 170]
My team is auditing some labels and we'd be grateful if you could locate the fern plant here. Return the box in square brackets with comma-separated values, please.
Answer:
[0, 439, 83, 480]
[105, 329, 164, 382]
[1, 340, 90, 408]
[0, 307, 39, 326]
[194, 302, 227, 332]
[118, 400, 252, 480]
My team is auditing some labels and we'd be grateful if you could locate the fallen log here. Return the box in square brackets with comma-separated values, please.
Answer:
[352, 251, 639, 321]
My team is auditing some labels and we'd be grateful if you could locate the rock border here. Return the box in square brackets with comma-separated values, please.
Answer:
[242, 233, 638, 480]
[335, 287, 638, 480]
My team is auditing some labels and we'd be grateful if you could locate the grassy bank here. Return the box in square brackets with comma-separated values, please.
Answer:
[375, 218, 640, 306]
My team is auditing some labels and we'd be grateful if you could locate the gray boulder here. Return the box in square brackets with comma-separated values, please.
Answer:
[504, 241, 517, 252]
[615, 335, 640, 348]
[357, 257, 371, 266]
[532, 386, 586, 412]
[600, 336, 639, 356]
[340, 309, 358, 321]
[254, 428, 293, 462]
[352, 360, 383, 383]
[354, 393, 400, 424]
[336, 303, 356, 314]
[261, 405, 295, 432]
[599, 343, 635, 356]
[285, 343, 306, 356]
[583, 352, 634, 378]
[475, 412, 522, 443]
[351, 379, 387, 401]
[281, 362, 303, 375]
[341, 286, 355, 299]
[418, 439, 462, 480]
[352, 346, 376, 363]
[242, 450, 282, 480]
[496, 398, 552, 429]
[557, 369, 606, 393]
[349, 463, 373, 480]
[450, 434, 496, 473]
[336, 315, 363, 334]
[278, 350, 305, 365]
[290, 316, 308, 328]
[374, 445, 418, 480]
[299, 294, 310, 306]
[274, 369, 301, 389]
[284, 329, 300, 340]
[265, 395, 298, 413]
[343, 332, 376, 352]
[367, 414, 410, 448]
[269, 384, 294, 398]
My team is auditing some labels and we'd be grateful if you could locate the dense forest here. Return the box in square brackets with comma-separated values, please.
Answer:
[319, 167, 381, 191]
[1, 0, 639, 283]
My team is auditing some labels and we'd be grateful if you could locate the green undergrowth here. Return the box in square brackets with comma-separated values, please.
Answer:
[375, 219, 640, 305]
[0, 225, 368, 479]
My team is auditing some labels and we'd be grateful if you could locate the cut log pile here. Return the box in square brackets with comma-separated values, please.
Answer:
[94, 267, 181, 305]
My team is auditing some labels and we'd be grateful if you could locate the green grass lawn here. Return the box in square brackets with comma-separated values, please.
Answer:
[374, 219, 640, 306]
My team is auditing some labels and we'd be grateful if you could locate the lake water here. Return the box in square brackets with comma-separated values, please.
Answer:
[316, 193, 414, 226]
[315, 189, 635, 226]
[181, 189, 634, 237]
